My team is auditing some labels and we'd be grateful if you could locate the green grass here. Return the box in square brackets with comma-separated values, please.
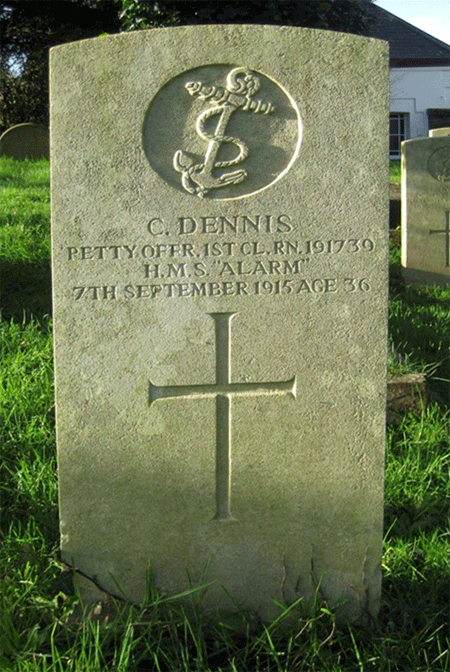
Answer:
[390, 161, 401, 185]
[388, 233, 450, 400]
[0, 157, 52, 321]
[1, 158, 449, 671]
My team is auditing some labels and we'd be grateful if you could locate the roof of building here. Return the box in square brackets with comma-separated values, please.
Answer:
[366, 3, 450, 66]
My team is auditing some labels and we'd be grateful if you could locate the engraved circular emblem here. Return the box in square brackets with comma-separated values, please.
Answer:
[143, 65, 302, 199]
[427, 146, 450, 182]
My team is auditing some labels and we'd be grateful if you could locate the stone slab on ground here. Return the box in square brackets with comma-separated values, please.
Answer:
[386, 373, 428, 425]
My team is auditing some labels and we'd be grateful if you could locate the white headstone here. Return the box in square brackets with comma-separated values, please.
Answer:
[402, 136, 450, 286]
[429, 128, 450, 138]
[50, 25, 389, 625]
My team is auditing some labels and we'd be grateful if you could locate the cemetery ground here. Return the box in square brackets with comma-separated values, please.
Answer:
[1, 157, 449, 671]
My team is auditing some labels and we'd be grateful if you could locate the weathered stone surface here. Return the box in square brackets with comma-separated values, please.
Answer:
[429, 128, 450, 137]
[401, 136, 450, 286]
[0, 123, 49, 159]
[50, 25, 389, 625]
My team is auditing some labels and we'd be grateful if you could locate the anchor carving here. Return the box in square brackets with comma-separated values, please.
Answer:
[428, 148, 450, 183]
[173, 67, 275, 198]
[436, 159, 450, 183]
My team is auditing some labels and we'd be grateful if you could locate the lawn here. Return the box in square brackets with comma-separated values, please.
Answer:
[1, 157, 449, 671]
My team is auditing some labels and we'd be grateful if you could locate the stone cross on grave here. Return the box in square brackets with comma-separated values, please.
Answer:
[429, 211, 450, 267]
[148, 312, 296, 520]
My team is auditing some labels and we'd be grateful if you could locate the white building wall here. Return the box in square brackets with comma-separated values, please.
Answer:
[390, 67, 450, 140]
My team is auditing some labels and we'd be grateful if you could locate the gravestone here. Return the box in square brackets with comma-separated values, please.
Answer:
[401, 136, 450, 286]
[0, 123, 49, 160]
[429, 128, 450, 138]
[50, 25, 389, 625]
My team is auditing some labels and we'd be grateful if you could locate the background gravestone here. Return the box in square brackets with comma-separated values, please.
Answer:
[401, 136, 450, 286]
[0, 123, 49, 160]
[429, 128, 450, 138]
[50, 25, 389, 624]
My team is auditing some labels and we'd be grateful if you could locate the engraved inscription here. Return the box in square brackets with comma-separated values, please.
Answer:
[428, 147, 450, 182]
[174, 214, 294, 234]
[143, 65, 302, 200]
[65, 236, 375, 263]
[148, 313, 296, 520]
[73, 278, 372, 300]
[174, 67, 275, 198]
[429, 211, 450, 267]
[65, 216, 376, 301]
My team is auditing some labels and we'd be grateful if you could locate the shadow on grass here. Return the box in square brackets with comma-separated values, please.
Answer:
[389, 277, 450, 403]
[1, 258, 52, 323]
[43, 563, 450, 671]
[2, 487, 59, 546]
[379, 568, 450, 662]
[385, 498, 450, 539]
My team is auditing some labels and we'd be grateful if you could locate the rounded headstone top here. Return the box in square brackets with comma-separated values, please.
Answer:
[429, 128, 450, 138]
[0, 123, 49, 160]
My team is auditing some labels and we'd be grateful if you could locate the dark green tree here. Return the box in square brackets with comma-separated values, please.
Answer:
[116, 0, 375, 35]
[1, 0, 376, 131]
[0, 1, 121, 129]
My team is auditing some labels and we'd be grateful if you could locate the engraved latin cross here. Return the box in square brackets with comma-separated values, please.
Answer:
[148, 313, 296, 520]
[429, 211, 450, 267]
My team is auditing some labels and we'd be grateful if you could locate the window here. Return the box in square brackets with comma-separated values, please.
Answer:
[390, 113, 409, 159]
